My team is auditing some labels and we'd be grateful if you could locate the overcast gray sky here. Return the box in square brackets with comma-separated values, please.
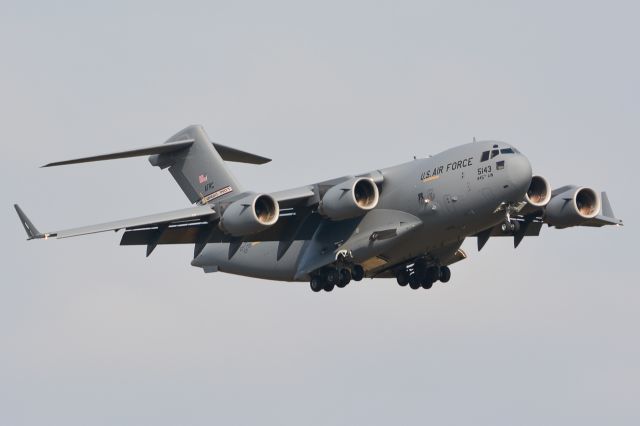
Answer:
[1, 1, 638, 425]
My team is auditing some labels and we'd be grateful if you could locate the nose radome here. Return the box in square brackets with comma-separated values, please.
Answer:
[507, 154, 533, 193]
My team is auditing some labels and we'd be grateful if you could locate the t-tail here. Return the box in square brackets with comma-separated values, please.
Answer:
[42, 124, 271, 204]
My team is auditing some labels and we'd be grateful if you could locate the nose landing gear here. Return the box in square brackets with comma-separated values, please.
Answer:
[501, 219, 521, 233]
[496, 202, 524, 234]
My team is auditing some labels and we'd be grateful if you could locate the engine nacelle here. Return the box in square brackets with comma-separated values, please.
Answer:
[219, 193, 280, 236]
[545, 186, 601, 228]
[525, 175, 552, 208]
[319, 177, 379, 221]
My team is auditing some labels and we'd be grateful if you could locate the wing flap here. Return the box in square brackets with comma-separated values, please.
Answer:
[121, 224, 208, 245]
[120, 212, 322, 246]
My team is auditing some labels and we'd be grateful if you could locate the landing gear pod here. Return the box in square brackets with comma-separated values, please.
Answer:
[319, 177, 379, 221]
[545, 186, 601, 228]
[219, 194, 280, 236]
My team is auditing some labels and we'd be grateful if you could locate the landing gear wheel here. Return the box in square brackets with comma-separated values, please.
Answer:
[337, 269, 351, 288]
[425, 267, 440, 284]
[325, 268, 339, 286]
[352, 265, 365, 282]
[501, 220, 520, 233]
[396, 270, 409, 287]
[409, 274, 421, 290]
[323, 281, 335, 292]
[439, 266, 451, 283]
[421, 280, 433, 290]
[310, 276, 324, 292]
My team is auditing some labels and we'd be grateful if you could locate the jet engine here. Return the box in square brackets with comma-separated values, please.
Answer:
[219, 193, 280, 236]
[525, 175, 552, 208]
[319, 177, 379, 221]
[545, 186, 601, 228]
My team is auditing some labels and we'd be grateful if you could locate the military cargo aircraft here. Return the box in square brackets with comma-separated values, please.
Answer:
[15, 125, 622, 292]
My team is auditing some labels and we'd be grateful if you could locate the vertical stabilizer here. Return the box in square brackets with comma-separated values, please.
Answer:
[149, 125, 242, 204]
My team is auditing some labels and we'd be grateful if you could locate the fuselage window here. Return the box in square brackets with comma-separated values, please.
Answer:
[480, 151, 490, 162]
[490, 149, 499, 159]
[500, 148, 514, 154]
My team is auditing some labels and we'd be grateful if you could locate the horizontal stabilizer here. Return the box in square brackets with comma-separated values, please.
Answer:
[212, 143, 271, 165]
[42, 139, 195, 167]
[42, 130, 271, 168]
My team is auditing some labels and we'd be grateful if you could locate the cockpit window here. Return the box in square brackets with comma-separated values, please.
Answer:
[500, 148, 514, 154]
[480, 151, 490, 162]
[490, 149, 499, 159]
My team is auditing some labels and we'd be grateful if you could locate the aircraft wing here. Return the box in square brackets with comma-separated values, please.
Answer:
[579, 192, 623, 227]
[14, 204, 217, 240]
[270, 187, 316, 208]
[269, 171, 385, 209]
[15, 171, 387, 257]
[475, 189, 622, 251]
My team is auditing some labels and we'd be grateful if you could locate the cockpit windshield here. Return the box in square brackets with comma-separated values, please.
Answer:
[480, 146, 517, 162]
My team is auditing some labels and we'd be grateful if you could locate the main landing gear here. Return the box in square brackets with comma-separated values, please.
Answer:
[310, 264, 365, 293]
[395, 260, 451, 291]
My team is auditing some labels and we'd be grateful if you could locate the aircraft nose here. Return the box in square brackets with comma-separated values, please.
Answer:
[506, 153, 533, 195]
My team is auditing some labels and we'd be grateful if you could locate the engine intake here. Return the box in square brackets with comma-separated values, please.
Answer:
[319, 177, 379, 221]
[525, 175, 551, 207]
[545, 186, 600, 228]
[220, 193, 279, 236]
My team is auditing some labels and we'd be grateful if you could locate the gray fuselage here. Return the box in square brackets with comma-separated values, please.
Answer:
[192, 141, 533, 281]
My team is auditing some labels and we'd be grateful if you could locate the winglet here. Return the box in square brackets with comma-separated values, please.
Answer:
[579, 192, 623, 227]
[14, 204, 45, 240]
[600, 192, 616, 219]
